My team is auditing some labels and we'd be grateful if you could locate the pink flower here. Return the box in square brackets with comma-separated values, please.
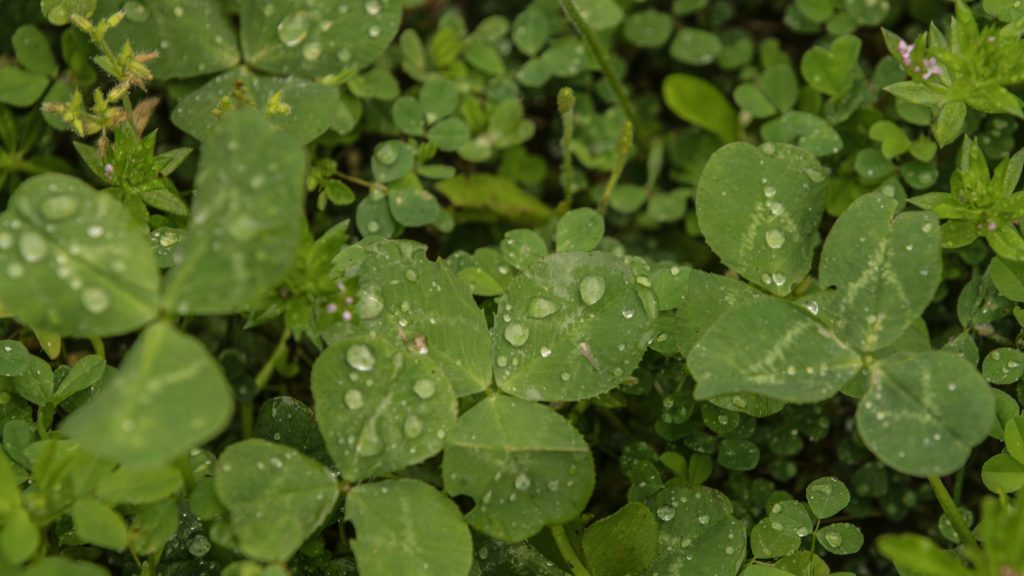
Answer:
[922, 57, 943, 80]
[898, 39, 914, 66]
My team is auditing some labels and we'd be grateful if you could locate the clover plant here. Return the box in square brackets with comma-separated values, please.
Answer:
[1, 0, 1024, 575]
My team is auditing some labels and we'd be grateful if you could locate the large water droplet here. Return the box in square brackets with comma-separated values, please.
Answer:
[765, 229, 786, 249]
[504, 323, 529, 347]
[81, 287, 110, 314]
[355, 289, 384, 320]
[123, 0, 150, 21]
[579, 275, 606, 305]
[277, 11, 310, 47]
[187, 534, 210, 557]
[344, 389, 364, 409]
[40, 195, 79, 221]
[515, 472, 531, 490]
[413, 379, 436, 399]
[18, 232, 47, 263]
[302, 41, 322, 61]
[527, 297, 559, 319]
[824, 530, 843, 548]
[403, 414, 423, 438]
[346, 344, 376, 372]
[365, 0, 382, 15]
[657, 506, 676, 522]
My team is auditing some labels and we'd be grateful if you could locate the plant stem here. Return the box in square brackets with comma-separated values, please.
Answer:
[335, 170, 385, 192]
[559, 0, 644, 146]
[597, 120, 633, 215]
[550, 525, 591, 576]
[255, 328, 291, 393]
[176, 454, 196, 492]
[928, 475, 981, 554]
[89, 336, 106, 359]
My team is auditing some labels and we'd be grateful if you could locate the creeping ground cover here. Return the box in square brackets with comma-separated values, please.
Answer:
[5, 0, 1024, 575]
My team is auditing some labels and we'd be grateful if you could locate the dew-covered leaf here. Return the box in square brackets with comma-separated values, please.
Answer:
[581, 502, 659, 576]
[103, 0, 240, 79]
[163, 110, 305, 316]
[690, 299, 862, 403]
[556, 208, 605, 253]
[254, 396, 328, 463]
[857, 351, 995, 477]
[171, 68, 340, 144]
[696, 142, 827, 295]
[492, 252, 656, 401]
[0, 341, 29, 377]
[323, 239, 491, 396]
[0, 174, 159, 337]
[804, 477, 850, 519]
[62, 323, 234, 467]
[215, 439, 339, 562]
[347, 479, 472, 576]
[816, 522, 863, 555]
[239, 0, 402, 77]
[442, 395, 594, 542]
[311, 336, 456, 482]
[645, 481, 746, 576]
[819, 193, 942, 352]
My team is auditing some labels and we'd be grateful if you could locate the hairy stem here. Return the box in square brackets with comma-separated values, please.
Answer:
[550, 525, 592, 576]
[928, 475, 981, 554]
[559, 0, 644, 146]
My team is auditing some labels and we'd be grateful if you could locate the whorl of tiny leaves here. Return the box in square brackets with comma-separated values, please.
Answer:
[62, 323, 234, 467]
[311, 336, 457, 482]
[346, 479, 473, 576]
[690, 299, 862, 404]
[0, 175, 159, 337]
[819, 193, 942, 352]
[324, 239, 492, 396]
[857, 351, 995, 477]
[492, 251, 656, 401]
[163, 110, 306, 315]
[442, 395, 595, 541]
[696, 142, 828, 295]
[214, 439, 339, 562]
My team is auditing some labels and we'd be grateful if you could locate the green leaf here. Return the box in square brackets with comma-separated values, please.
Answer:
[96, 465, 182, 505]
[981, 453, 1024, 493]
[582, 502, 658, 576]
[0, 507, 38, 564]
[696, 142, 827, 295]
[239, 0, 402, 77]
[819, 193, 942, 352]
[435, 174, 554, 225]
[323, 239, 492, 396]
[982, 347, 1024, 384]
[816, 522, 863, 555]
[346, 479, 472, 576]
[663, 73, 737, 143]
[163, 111, 306, 316]
[493, 252, 656, 401]
[575, 0, 624, 31]
[800, 35, 861, 97]
[645, 481, 746, 576]
[690, 299, 862, 404]
[171, 68, 340, 144]
[883, 81, 945, 106]
[254, 396, 328, 463]
[556, 208, 605, 253]
[0, 67, 51, 107]
[311, 336, 456, 482]
[40, 0, 96, 25]
[934, 101, 967, 147]
[22, 558, 109, 576]
[990, 256, 1024, 301]
[12, 25, 58, 76]
[857, 351, 995, 477]
[128, 500, 179, 556]
[215, 439, 339, 562]
[0, 340, 29, 377]
[104, 0, 240, 79]
[442, 395, 595, 541]
[749, 518, 800, 559]
[876, 534, 973, 576]
[71, 499, 128, 551]
[869, 120, 913, 158]
[0, 174, 160, 337]
[804, 477, 850, 519]
[63, 323, 234, 467]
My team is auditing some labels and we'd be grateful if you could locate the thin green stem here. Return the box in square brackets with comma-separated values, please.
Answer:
[89, 336, 106, 360]
[597, 120, 633, 215]
[255, 328, 291, 393]
[550, 525, 592, 576]
[240, 401, 255, 440]
[559, 0, 644, 146]
[928, 475, 981, 554]
[335, 170, 385, 192]
[176, 454, 197, 492]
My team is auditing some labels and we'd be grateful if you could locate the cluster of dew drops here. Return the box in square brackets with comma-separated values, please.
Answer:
[271, 0, 390, 64]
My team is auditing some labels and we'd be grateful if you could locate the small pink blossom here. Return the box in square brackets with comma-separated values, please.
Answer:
[897, 39, 914, 66]
[326, 302, 339, 314]
[922, 57, 943, 80]
[342, 310, 353, 322]
[103, 163, 114, 179]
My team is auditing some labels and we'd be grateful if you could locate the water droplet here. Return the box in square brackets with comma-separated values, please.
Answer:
[413, 379, 436, 399]
[302, 41, 322, 61]
[698, 514, 710, 525]
[277, 11, 310, 47]
[18, 232, 47, 263]
[560, 372, 571, 381]
[87, 225, 105, 239]
[767, 201, 785, 216]
[539, 346, 552, 358]
[404, 269, 418, 282]
[765, 229, 786, 249]
[81, 287, 110, 314]
[805, 168, 826, 183]
[368, 25, 382, 38]
[824, 530, 843, 548]
[172, 4, 184, 17]
[527, 297, 559, 319]
[760, 143, 776, 155]
[365, 0, 382, 15]
[6, 262, 24, 279]
[503, 323, 529, 347]
[657, 506, 676, 522]
[356, 424, 383, 456]
[772, 272, 786, 287]
[622, 307, 635, 319]
[763, 185, 777, 198]
[344, 389, 364, 409]
[40, 195, 79, 220]
[355, 290, 384, 320]
[403, 414, 423, 438]
[187, 534, 211, 557]
[346, 344, 376, 372]
[579, 275, 606, 305]
[514, 473, 531, 490]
